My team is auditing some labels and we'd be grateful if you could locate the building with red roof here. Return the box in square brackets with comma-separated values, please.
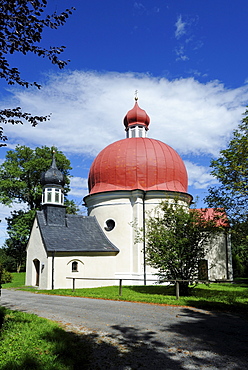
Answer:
[84, 99, 232, 285]
[26, 99, 232, 289]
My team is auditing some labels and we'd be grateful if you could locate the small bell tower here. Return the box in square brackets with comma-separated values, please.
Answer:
[40, 152, 66, 226]
[41, 152, 65, 206]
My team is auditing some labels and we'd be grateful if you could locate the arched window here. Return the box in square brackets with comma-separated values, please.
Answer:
[72, 261, 78, 272]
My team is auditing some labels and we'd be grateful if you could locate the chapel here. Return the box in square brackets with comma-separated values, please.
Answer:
[25, 99, 233, 289]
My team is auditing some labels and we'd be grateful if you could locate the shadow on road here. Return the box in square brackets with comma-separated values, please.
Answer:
[105, 307, 248, 369]
[0, 304, 248, 369]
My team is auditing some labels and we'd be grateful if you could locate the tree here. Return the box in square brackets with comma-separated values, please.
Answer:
[0, 145, 79, 271]
[0, 145, 72, 210]
[0, 0, 74, 145]
[0, 247, 16, 273]
[145, 201, 222, 295]
[0, 263, 12, 284]
[205, 110, 248, 276]
[3, 210, 35, 273]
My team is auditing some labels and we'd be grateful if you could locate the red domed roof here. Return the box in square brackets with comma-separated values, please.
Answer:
[124, 101, 150, 130]
[88, 138, 188, 194]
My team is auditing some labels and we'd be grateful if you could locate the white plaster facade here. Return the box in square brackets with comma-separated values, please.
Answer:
[26, 218, 119, 290]
[26, 101, 233, 290]
[85, 190, 233, 285]
[205, 232, 233, 281]
[85, 190, 154, 284]
[26, 177, 233, 290]
[26, 218, 48, 289]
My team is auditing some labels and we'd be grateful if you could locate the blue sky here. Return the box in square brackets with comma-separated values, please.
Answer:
[1, 0, 248, 244]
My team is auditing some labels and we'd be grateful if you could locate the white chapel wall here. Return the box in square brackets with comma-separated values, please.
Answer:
[205, 231, 233, 281]
[86, 190, 192, 284]
[51, 254, 117, 289]
[26, 217, 49, 289]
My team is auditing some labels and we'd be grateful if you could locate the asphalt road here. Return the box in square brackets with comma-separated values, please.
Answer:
[1, 289, 248, 369]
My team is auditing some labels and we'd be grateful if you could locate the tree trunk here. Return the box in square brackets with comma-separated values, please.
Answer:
[178, 281, 190, 296]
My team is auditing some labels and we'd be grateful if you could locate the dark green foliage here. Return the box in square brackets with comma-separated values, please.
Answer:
[3, 210, 36, 272]
[0, 307, 92, 369]
[0, 145, 72, 209]
[0, 0, 75, 145]
[145, 201, 221, 295]
[1, 272, 25, 287]
[232, 254, 246, 278]
[0, 145, 78, 270]
[205, 115, 247, 221]
[205, 110, 248, 276]
[0, 265, 12, 284]
[64, 199, 80, 215]
[0, 269, 12, 284]
[0, 248, 14, 271]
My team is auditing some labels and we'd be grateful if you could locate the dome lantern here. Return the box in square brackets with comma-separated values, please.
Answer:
[123, 98, 150, 138]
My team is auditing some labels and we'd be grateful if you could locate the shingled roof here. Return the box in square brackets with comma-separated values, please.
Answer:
[36, 210, 119, 253]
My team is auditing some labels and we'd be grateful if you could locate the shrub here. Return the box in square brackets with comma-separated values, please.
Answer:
[1, 269, 13, 284]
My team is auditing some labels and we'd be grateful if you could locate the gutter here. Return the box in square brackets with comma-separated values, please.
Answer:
[142, 191, 146, 285]
[52, 250, 56, 290]
[225, 231, 230, 280]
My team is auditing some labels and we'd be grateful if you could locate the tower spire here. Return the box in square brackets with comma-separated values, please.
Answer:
[134, 90, 138, 101]
[51, 149, 58, 169]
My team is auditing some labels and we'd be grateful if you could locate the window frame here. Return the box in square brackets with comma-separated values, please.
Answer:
[72, 261, 78, 272]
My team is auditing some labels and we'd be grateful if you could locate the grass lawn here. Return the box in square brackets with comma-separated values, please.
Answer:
[0, 307, 92, 370]
[1, 273, 248, 368]
[2, 272, 26, 288]
[2, 272, 248, 317]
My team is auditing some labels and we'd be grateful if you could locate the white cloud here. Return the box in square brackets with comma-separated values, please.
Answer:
[175, 45, 189, 61]
[134, 2, 146, 12]
[1, 70, 248, 243]
[153, 7, 160, 13]
[174, 15, 202, 60]
[69, 176, 88, 198]
[175, 15, 187, 39]
[2, 71, 248, 159]
[184, 161, 219, 189]
[133, 2, 159, 15]
[0, 205, 9, 246]
[67, 176, 89, 214]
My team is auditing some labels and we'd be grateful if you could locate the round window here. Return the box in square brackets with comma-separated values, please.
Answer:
[104, 219, 115, 231]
